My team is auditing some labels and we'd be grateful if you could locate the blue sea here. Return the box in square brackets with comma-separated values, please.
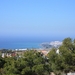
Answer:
[0, 38, 44, 49]
[0, 42, 41, 49]
[0, 37, 62, 49]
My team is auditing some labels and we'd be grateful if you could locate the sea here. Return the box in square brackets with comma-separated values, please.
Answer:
[0, 37, 62, 49]
[0, 42, 41, 49]
[0, 38, 46, 49]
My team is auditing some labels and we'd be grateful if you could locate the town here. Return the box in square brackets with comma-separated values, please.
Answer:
[0, 48, 50, 58]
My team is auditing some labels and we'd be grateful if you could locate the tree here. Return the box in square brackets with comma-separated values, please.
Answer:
[47, 38, 75, 75]
[22, 50, 50, 75]
[3, 50, 50, 75]
[0, 57, 6, 75]
[59, 38, 75, 73]
[47, 48, 64, 75]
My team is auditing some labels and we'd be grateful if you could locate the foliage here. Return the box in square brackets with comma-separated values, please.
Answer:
[1, 50, 50, 75]
[48, 37, 75, 75]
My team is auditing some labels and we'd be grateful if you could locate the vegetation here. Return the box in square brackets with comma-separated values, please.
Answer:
[0, 37, 75, 75]
[0, 50, 50, 75]
[47, 37, 75, 75]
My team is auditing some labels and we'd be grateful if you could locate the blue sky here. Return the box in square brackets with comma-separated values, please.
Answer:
[0, 0, 75, 40]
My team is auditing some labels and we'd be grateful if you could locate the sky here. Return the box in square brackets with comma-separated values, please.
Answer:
[0, 0, 75, 41]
